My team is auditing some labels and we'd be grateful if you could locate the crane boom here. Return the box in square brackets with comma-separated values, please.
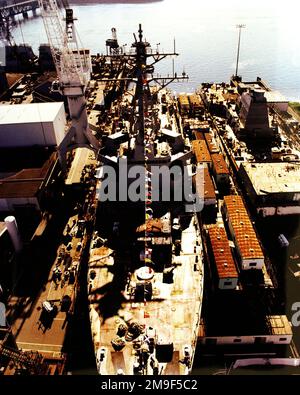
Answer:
[38, 0, 88, 91]
[38, 0, 99, 167]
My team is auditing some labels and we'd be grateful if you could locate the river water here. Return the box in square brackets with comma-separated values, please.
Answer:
[10, 0, 300, 101]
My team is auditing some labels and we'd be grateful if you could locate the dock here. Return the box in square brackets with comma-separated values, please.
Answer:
[4, 153, 97, 373]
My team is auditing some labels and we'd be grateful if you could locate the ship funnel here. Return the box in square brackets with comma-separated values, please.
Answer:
[4, 216, 23, 253]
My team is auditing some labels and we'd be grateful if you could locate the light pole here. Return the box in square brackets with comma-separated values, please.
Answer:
[235, 24, 246, 77]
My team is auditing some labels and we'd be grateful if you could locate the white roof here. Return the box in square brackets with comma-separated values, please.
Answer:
[242, 162, 300, 194]
[161, 128, 180, 138]
[0, 102, 65, 125]
[108, 131, 125, 140]
[264, 91, 287, 103]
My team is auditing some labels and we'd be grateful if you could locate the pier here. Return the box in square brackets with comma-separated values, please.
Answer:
[0, 0, 63, 27]
[0, 1, 39, 22]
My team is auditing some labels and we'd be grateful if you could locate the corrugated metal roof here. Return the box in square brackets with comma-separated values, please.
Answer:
[188, 93, 203, 107]
[193, 130, 205, 140]
[0, 153, 56, 199]
[192, 140, 211, 163]
[178, 94, 189, 106]
[0, 180, 41, 198]
[211, 153, 230, 175]
[267, 315, 292, 335]
[203, 168, 216, 200]
[204, 133, 219, 154]
[208, 226, 238, 279]
[224, 195, 244, 210]
[223, 195, 264, 259]
[193, 167, 216, 201]
[5, 169, 45, 181]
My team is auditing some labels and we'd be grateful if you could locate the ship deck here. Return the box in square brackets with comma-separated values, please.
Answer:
[88, 214, 204, 375]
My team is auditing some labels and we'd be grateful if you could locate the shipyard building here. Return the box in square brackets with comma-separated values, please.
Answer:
[199, 311, 293, 346]
[238, 88, 277, 139]
[239, 162, 300, 216]
[192, 139, 212, 168]
[0, 102, 66, 147]
[0, 152, 59, 212]
[234, 77, 289, 112]
[211, 153, 230, 187]
[222, 195, 264, 270]
[0, 102, 66, 214]
[207, 225, 238, 290]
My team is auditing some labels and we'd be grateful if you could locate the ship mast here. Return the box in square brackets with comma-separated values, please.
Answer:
[132, 24, 148, 139]
[98, 25, 189, 274]
[98, 24, 188, 138]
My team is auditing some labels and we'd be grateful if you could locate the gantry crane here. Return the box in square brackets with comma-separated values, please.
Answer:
[38, 0, 99, 168]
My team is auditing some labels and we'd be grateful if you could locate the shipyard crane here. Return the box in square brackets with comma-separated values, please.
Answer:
[106, 27, 122, 56]
[38, 0, 99, 168]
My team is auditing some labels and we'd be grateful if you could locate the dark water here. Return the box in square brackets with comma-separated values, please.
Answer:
[11, 0, 300, 101]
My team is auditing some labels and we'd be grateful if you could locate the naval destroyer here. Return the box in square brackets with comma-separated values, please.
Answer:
[87, 25, 204, 375]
